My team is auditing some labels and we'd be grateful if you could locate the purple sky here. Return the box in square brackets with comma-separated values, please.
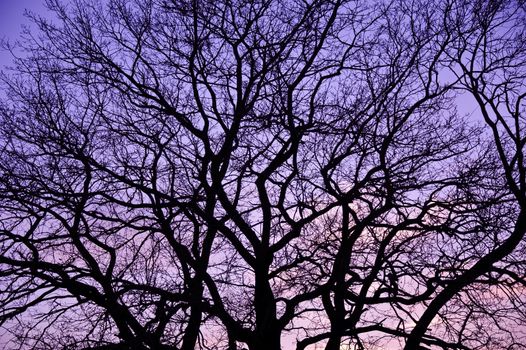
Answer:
[0, 0, 47, 68]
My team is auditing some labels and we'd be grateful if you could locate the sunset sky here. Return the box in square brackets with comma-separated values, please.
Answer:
[2, 1, 521, 349]
[0, 0, 46, 68]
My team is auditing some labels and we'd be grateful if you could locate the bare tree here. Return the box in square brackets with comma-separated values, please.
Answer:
[0, 0, 525, 349]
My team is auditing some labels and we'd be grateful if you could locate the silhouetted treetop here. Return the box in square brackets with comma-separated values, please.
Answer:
[1, 0, 525, 349]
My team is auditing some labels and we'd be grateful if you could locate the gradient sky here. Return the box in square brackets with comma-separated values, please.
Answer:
[0, 0, 47, 68]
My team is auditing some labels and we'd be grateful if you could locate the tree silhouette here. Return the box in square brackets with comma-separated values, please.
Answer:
[0, 0, 525, 349]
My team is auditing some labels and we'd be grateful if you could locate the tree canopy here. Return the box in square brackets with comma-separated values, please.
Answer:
[1, 0, 526, 349]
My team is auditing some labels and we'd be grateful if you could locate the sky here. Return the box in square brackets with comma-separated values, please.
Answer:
[0, 0, 47, 68]
[0, 0, 481, 118]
